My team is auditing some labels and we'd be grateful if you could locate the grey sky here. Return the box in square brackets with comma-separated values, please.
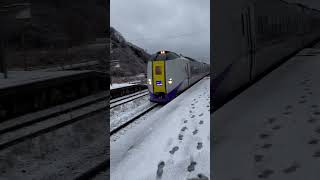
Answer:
[111, 0, 210, 64]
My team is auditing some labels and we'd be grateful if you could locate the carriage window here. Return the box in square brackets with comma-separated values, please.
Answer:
[155, 66, 162, 75]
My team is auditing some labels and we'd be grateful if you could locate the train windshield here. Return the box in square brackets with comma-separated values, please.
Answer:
[155, 66, 162, 75]
[149, 51, 180, 61]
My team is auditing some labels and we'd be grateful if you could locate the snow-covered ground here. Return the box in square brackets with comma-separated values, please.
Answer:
[111, 77, 210, 180]
[214, 47, 320, 180]
[110, 83, 135, 90]
[110, 82, 141, 90]
[110, 95, 154, 131]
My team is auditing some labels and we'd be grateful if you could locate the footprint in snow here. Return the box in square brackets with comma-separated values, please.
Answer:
[197, 142, 203, 150]
[188, 174, 209, 180]
[308, 118, 318, 123]
[283, 111, 292, 115]
[259, 133, 271, 139]
[308, 138, 318, 145]
[156, 161, 165, 178]
[193, 129, 198, 135]
[299, 100, 307, 104]
[261, 143, 272, 149]
[282, 162, 300, 174]
[313, 150, 320, 158]
[254, 154, 264, 162]
[199, 113, 203, 117]
[311, 105, 318, 108]
[178, 134, 183, 140]
[313, 111, 320, 115]
[187, 161, 197, 172]
[272, 125, 281, 130]
[257, 169, 274, 179]
[191, 115, 195, 118]
[285, 105, 293, 110]
[266, 117, 276, 124]
[169, 146, 179, 154]
[199, 120, 204, 125]
[181, 126, 188, 132]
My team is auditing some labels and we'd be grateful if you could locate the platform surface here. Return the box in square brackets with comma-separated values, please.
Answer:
[214, 45, 320, 180]
[0, 70, 91, 89]
[111, 77, 210, 180]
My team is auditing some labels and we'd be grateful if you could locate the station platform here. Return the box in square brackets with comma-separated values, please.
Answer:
[0, 70, 91, 89]
[213, 45, 320, 179]
[0, 70, 107, 120]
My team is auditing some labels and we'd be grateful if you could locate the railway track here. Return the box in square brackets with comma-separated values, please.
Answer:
[0, 86, 149, 149]
[78, 77, 210, 178]
[0, 84, 150, 179]
[110, 89, 149, 109]
[110, 103, 159, 136]
[0, 92, 107, 151]
[76, 103, 159, 180]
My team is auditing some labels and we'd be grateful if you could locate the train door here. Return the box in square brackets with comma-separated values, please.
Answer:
[242, 5, 256, 81]
[152, 61, 166, 93]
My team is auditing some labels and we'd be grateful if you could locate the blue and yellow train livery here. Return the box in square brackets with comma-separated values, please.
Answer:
[147, 50, 209, 103]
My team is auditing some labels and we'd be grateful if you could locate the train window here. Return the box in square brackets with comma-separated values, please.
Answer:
[166, 52, 179, 60]
[156, 54, 166, 60]
[155, 66, 162, 75]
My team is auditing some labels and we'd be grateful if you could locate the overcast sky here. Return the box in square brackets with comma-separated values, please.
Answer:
[111, 0, 210, 64]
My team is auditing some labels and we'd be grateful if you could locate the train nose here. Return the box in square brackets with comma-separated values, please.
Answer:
[152, 61, 166, 93]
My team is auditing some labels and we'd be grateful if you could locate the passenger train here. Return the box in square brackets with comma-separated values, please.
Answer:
[147, 50, 209, 103]
[212, 0, 320, 109]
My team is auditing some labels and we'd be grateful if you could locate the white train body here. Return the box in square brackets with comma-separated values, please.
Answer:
[147, 51, 209, 103]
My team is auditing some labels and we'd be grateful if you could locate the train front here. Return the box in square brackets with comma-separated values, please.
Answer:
[147, 51, 176, 103]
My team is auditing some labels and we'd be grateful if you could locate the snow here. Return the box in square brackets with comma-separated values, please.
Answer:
[111, 77, 210, 180]
[110, 83, 136, 90]
[110, 95, 154, 131]
[213, 47, 320, 180]
[111, 27, 126, 44]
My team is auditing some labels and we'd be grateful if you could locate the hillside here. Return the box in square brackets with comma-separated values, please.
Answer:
[0, 0, 107, 71]
[110, 27, 150, 79]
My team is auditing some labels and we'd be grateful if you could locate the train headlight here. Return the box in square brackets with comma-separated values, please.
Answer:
[148, 79, 152, 85]
[168, 78, 173, 84]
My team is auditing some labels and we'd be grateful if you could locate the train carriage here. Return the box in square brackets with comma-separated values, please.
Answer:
[147, 50, 209, 103]
[212, 0, 320, 108]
